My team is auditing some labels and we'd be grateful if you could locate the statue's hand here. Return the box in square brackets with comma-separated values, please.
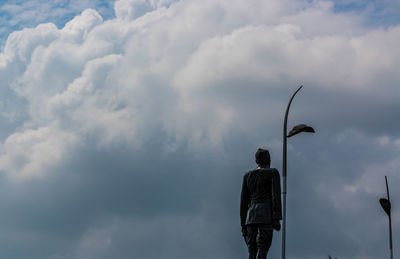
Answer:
[241, 226, 248, 236]
[273, 220, 281, 231]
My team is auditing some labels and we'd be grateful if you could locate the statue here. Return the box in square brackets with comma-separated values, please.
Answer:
[240, 148, 282, 259]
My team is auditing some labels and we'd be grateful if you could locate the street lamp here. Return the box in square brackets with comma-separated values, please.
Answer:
[380, 176, 393, 259]
[282, 85, 315, 259]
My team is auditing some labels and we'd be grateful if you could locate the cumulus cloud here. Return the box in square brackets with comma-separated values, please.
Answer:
[0, 0, 115, 46]
[0, 126, 78, 180]
[0, 0, 399, 258]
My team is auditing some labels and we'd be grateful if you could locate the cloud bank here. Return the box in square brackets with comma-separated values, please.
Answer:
[0, 0, 399, 258]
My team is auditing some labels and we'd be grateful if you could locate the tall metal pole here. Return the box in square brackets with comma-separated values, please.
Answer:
[385, 176, 393, 259]
[282, 85, 303, 259]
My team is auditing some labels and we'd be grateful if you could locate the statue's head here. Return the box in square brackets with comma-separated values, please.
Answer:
[255, 148, 270, 166]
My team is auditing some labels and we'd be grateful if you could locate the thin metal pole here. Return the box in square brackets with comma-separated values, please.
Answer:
[282, 85, 303, 259]
[385, 176, 393, 259]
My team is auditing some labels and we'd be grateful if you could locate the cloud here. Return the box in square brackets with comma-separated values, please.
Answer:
[0, 126, 78, 180]
[0, 0, 399, 258]
[0, 0, 115, 46]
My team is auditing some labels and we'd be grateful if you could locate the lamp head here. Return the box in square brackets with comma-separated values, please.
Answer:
[287, 124, 315, 138]
[380, 198, 391, 216]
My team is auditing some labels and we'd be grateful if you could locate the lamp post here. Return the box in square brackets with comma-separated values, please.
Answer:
[379, 176, 393, 259]
[282, 85, 315, 259]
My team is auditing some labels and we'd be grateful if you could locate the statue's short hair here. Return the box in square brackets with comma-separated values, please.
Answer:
[255, 148, 271, 165]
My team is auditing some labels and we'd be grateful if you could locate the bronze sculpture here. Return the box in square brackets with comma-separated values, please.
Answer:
[240, 148, 282, 259]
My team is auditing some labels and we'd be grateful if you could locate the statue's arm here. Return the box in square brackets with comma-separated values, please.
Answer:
[240, 174, 250, 227]
[272, 169, 282, 220]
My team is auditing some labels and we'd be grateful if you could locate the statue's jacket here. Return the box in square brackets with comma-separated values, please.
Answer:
[240, 167, 282, 226]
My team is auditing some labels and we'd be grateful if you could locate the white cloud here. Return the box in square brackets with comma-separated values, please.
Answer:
[0, 126, 78, 180]
[0, 23, 59, 69]
[61, 8, 103, 42]
[114, 0, 155, 20]
[0, 0, 399, 181]
[0, 0, 111, 28]
[0, 0, 400, 214]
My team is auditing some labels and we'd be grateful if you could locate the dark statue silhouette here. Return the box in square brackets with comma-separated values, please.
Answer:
[240, 148, 282, 259]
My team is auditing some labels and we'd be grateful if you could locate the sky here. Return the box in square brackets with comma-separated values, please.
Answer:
[0, 0, 399, 258]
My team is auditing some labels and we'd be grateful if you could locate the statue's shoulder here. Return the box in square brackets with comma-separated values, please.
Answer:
[243, 168, 259, 179]
[244, 169, 255, 177]
[270, 168, 280, 176]
[259, 167, 280, 176]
